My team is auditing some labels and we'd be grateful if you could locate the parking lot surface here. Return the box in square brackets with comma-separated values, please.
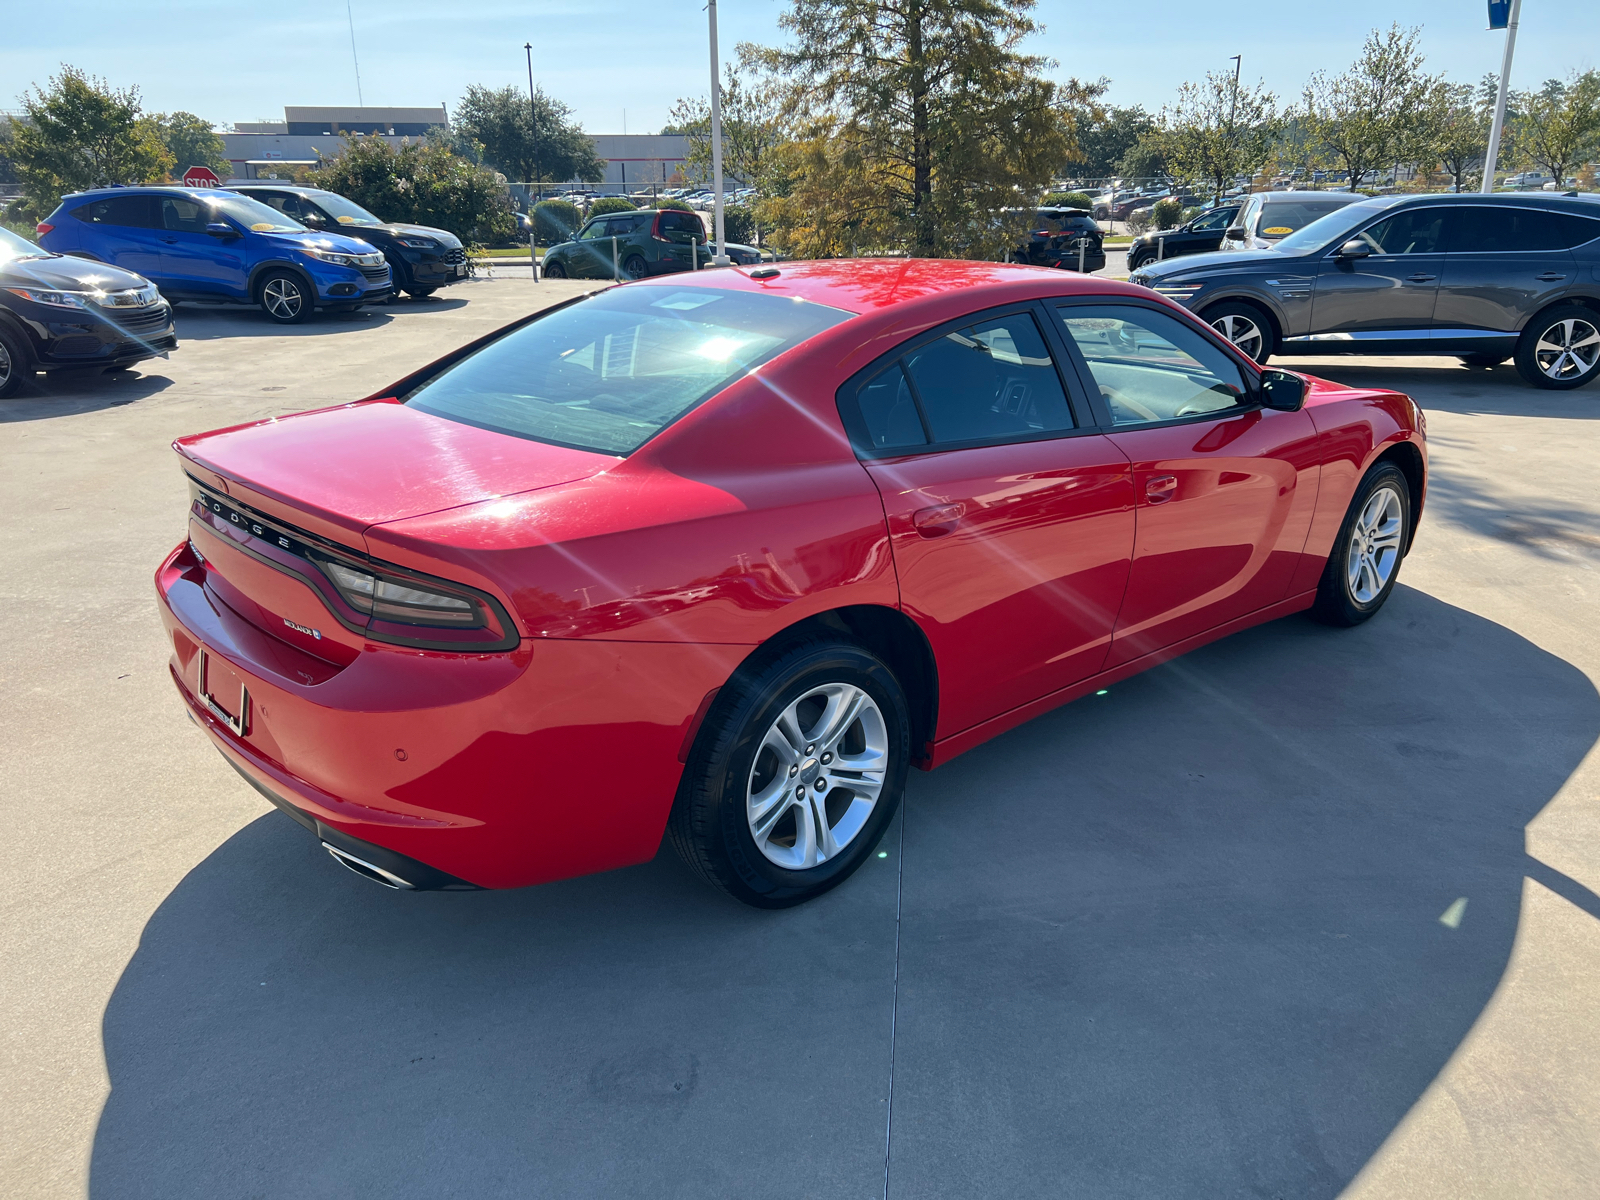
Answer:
[2, 278, 1597, 1198]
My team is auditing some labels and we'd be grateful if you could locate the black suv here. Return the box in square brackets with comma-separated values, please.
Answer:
[1131, 193, 1600, 389]
[1007, 208, 1105, 272]
[0, 224, 175, 398]
[1126, 205, 1239, 271]
[231, 186, 466, 298]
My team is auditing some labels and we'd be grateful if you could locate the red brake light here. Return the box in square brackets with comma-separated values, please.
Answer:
[36, 223, 54, 236]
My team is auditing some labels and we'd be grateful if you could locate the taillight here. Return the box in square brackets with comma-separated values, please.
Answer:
[314, 554, 483, 627]
[36, 222, 54, 236]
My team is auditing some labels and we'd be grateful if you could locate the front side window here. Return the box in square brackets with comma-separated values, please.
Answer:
[403, 287, 853, 456]
[900, 313, 1076, 445]
[161, 196, 211, 233]
[1191, 208, 1235, 232]
[578, 220, 612, 242]
[1058, 304, 1248, 427]
[1354, 207, 1447, 255]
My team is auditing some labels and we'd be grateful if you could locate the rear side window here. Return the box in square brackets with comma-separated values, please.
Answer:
[901, 312, 1076, 445]
[71, 195, 158, 228]
[403, 287, 853, 455]
[1444, 206, 1588, 252]
[856, 363, 927, 451]
[1563, 213, 1600, 247]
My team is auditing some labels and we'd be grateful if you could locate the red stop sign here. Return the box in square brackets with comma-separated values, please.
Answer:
[182, 166, 222, 188]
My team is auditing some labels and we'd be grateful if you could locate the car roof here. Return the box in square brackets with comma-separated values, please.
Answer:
[63, 186, 247, 201]
[614, 258, 1152, 318]
[1248, 191, 1362, 202]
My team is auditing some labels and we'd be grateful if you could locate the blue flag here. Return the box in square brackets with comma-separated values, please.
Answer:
[1488, 0, 1510, 29]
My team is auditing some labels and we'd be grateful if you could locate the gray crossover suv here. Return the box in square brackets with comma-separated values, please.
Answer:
[1131, 193, 1600, 389]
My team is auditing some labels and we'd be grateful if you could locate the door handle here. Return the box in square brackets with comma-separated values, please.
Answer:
[1405, 273, 1436, 282]
[1144, 475, 1178, 504]
[912, 502, 965, 537]
[161, 236, 178, 244]
[1536, 272, 1567, 282]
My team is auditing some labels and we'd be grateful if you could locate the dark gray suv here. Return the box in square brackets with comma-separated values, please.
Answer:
[1131, 193, 1600, 389]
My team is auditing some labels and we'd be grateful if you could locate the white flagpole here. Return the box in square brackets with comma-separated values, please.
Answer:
[708, 0, 730, 265]
[1481, 0, 1521, 194]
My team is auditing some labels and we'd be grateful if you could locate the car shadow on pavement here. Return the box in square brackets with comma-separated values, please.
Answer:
[0, 367, 174, 422]
[91, 586, 1598, 1199]
[171, 305, 400, 341]
[1273, 357, 1600, 420]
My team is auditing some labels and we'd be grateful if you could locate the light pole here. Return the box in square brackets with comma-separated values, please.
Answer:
[1481, 0, 1521, 193]
[707, 0, 729, 266]
[525, 42, 540, 279]
[1227, 54, 1241, 203]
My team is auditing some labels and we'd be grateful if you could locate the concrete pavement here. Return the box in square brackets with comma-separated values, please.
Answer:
[1, 278, 1597, 1198]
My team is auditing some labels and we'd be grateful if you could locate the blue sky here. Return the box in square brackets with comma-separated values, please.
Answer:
[3, 1, 1595, 133]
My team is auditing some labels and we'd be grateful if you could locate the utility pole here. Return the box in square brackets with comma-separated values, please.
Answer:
[525, 42, 540, 278]
[346, 0, 364, 105]
[708, 0, 729, 265]
[1482, 0, 1521, 193]
[1225, 55, 1242, 204]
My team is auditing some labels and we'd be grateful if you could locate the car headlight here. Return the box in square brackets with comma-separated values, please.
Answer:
[4, 286, 90, 309]
[302, 247, 387, 268]
[397, 237, 438, 249]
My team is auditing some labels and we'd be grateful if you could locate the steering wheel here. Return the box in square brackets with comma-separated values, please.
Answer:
[1099, 384, 1159, 423]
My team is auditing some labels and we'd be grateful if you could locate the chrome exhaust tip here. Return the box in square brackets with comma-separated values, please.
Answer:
[322, 842, 415, 890]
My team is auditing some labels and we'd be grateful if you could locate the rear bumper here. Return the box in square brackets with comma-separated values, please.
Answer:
[155, 539, 744, 889]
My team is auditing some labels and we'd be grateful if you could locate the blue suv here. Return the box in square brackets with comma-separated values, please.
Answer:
[38, 187, 393, 323]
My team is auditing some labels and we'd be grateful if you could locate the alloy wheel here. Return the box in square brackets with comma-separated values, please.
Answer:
[1210, 313, 1264, 360]
[745, 682, 888, 871]
[0, 339, 11, 388]
[1533, 317, 1600, 381]
[263, 278, 304, 319]
[1345, 484, 1404, 605]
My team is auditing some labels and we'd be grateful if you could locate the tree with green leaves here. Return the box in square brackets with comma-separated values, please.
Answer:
[1511, 71, 1600, 190]
[1072, 104, 1154, 181]
[153, 111, 229, 180]
[10, 67, 171, 217]
[1156, 71, 1279, 201]
[452, 84, 605, 187]
[762, 0, 1097, 258]
[1301, 25, 1447, 191]
[1431, 84, 1487, 192]
[309, 135, 516, 245]
[1117, 135, 1168, 185]
[668, 43, 787, 188]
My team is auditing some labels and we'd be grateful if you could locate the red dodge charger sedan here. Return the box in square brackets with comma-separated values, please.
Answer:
[156, 260, 1425, 906]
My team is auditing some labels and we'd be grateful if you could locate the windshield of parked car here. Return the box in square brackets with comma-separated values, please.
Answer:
[310, 192, 384, 227]
[1255, 197, 1362, 240]
[403, 287, 855, 455]
[1269, 198, 1392, 255]
[206, 193, 305, 233]
[0, 226, 50, 260]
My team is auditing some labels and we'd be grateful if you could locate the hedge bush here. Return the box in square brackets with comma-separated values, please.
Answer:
[1152, 197, 1183, 230]
[648, 197, 695, 212]
[588, 196, 637, 217]
[1042, 191, 1094, 210]
[1126, 210, 1152, 235]
[310, 136, 515, 245]
[533, 199, 581, 245]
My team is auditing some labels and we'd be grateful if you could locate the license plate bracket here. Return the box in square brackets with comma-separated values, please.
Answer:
[198, 646, 251, 737]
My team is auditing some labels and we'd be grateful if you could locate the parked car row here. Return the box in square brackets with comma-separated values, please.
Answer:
[540, 207, 767, 279]
[1129, 192, 1600, 389]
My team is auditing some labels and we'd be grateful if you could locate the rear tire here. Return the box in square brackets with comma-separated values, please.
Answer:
[1202, 299, 1274, 364]
[257, 271, 311, 324]
[667, 638, 910, 908]
[1513, 305, 1600, 390]
[623, 254, 648, 280]
[0, 325, 30, 398]
[1310, 462, 1412, 627]
[407, 286, 437, 299]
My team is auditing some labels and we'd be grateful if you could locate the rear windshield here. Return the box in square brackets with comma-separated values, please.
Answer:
[1256, 197, 1359, 239]
[403, 287, 854, 455]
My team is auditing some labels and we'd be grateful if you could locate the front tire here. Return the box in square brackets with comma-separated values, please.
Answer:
[1203, 300, 1274, 364]
[667, 638, 911, 908]
[257, 271, 311, 324]
[541, 259, 567, 279]
[0, 325, 30, 398]
[1514, 305, 1600, 390]
[1310, 462, 1411, 627]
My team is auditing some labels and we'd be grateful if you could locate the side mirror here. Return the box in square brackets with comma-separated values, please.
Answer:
[1337, 239, 1372, 259]
[205, 222, 237, 239]
[1260, 369, 1306, 412]
[1224, 225, 1247, 240]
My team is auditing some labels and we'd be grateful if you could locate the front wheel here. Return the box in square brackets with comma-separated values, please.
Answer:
[1311, 461, 1412, 627]
[257, 271, 311, 324]
[407, 286, 437, 299]
[541, 259, 567, 279]
[0, 325, 30, 398]
[1203, 300, 1273, 364]
[1514, 305, 1600, 390]
[667, 638, 911, 908]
